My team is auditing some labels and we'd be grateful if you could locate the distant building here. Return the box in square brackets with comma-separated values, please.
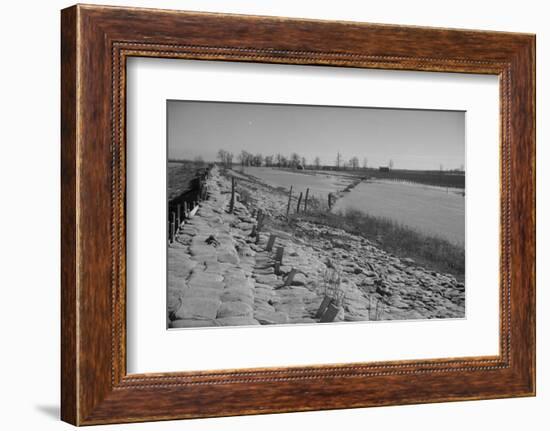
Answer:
[379, 166, 390, 172]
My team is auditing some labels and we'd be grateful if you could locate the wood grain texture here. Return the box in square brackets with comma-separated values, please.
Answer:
[60, 4, 536, 425]
[60, 5, 78, 425]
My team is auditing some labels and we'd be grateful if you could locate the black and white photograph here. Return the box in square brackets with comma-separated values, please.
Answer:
[1, 0, 542, 428]
[166, 101, 466, 329]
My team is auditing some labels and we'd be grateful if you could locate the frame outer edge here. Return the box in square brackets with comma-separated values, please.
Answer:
[526, 35, 536, 396]
[531, 34, 536, 396]
[505, 35, 536, 396]
[61, 5, 79, 426]
[522, 34, 536, 395]
[61, 4, 536, 424]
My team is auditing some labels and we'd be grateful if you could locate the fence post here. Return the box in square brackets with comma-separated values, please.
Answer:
[229, 176, 235, 213]
[286, 186, 293, 219]
[177, 204, 181, 229]
[275, 246, 284, 263]
[315, 297, 332, 318]
[328, 193, 332, 210]
[284, 268, 297, 286]
[183, 202, 188, 219]
[274, 246, 284, 275]
[169, 212, 175, 243]
[296, 192, 303, 213]
[254, 210, 264, 243]
[171, 212, 176, 234]
[304, 188, 310, 213]
[266, 234, 276, 252]
[320, 302, 341, 323]
[169, 221, 173, 244]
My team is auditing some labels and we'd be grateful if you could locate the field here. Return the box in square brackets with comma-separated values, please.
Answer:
[239, 166, 465, 246]
[167, 160, 206, 200]
[241, 166, 352, 198]
[333, 180, 465, 245]
[315, 167, 465, 189]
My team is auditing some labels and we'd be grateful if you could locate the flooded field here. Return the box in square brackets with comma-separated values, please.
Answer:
[333, 181, 465, 245]
[240, 166, 352, 198]
[242, 167, 464, 246]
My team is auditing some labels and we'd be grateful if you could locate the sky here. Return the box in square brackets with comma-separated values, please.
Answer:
[167, 100, 465, 171]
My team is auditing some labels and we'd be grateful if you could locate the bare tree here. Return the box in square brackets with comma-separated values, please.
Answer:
[280, 155, 288, 167]
[314, 156, 321, 170]
[290, 152, 301, 168]
[336, 152, 342, 169]
[363, 157, 368, 169]
[264, 155, 273, 167]
[217, 149, 234, 168]
[389, 159, 394, 170]
[349, 156, 359, 170]
[239, 150, 252, 167]
[253, 153, 264, 167]
[238, 151, 246, 167]
[301, 157, 307, 168]
[217, 149, 227, 165]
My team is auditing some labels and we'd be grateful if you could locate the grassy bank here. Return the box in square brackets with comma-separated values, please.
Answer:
[297, 207, 464, 281]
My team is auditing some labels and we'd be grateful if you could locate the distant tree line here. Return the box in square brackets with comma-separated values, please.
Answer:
[215, 148, 464, 173]
[216, 150, 234, 168]
[217, 149, 374, 170]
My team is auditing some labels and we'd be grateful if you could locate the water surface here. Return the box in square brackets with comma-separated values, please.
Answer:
[333, 180, 465, 245]
[241, 167, 351, 198]
[241, 167, 465, 245]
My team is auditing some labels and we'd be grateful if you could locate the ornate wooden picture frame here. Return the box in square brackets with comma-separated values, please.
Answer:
[61, 4, 535, 425]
